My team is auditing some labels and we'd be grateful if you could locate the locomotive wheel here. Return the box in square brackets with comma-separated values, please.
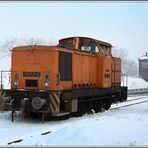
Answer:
[122, 94, 127, 101]
[77, 102, 87, 116]
[86, 102, 93, 114]
[102, 100, 112, 110]
[93, 101, 102, 113]
[103, 103, 111, 110]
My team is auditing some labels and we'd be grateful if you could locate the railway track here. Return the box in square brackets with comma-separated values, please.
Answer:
[111, 88, 148, 110]
[128, 88, 148, 96]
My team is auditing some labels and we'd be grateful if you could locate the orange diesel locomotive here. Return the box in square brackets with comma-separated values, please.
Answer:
[0, 37, 127, 121]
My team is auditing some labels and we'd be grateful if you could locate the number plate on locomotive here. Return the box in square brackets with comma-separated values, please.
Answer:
[23, 72, 40, 77]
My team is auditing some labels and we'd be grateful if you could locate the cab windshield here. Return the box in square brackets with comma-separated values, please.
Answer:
[80, 42, 100, 53]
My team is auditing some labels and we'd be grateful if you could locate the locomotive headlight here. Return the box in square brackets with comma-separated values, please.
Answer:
[44, 75, 50, 87]
[44, 79, 50, 87]
[14, 79, 19, 86]
[14, 74, 19, 86]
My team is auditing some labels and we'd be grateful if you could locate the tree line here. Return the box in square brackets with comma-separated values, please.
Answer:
[112, 48, 138, 76]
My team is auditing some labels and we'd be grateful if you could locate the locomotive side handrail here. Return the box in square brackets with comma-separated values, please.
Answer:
[121, 73, 128, 87]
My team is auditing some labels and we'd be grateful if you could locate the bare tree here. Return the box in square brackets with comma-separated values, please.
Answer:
[20, 38, 47, 46]
[0, 37, 50, 59]
[112, 47, 138, 76]
[0, 38, 18, 58]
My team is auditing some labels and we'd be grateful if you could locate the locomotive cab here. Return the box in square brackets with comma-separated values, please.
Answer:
[59, 37, 113, 88]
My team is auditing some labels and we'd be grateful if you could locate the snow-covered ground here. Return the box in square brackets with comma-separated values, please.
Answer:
[0, 76, 148, 146]
[127, 76, 148, 89]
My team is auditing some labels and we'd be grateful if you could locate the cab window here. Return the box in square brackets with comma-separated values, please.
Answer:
[80, 42, 99, 53]
[102, 46, 110, 56]
[62, 43, 73, 49]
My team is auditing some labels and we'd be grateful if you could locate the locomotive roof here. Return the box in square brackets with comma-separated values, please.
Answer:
[12, 45, 57, 50]
[59, 36, 112, 47]
[12, 37, 112, 51]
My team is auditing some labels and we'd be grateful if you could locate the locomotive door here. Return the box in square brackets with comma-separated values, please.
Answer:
[59, 51, 72, 112]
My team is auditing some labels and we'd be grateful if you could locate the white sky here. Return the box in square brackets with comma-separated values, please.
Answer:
[0, 2, 148, 64]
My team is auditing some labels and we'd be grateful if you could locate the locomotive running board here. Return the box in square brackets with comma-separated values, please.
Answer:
[54, 112, 70, 117]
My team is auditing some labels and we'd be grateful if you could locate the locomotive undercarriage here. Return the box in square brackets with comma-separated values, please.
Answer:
[62, 86, 127, 117]
[0, 86, 127, 123]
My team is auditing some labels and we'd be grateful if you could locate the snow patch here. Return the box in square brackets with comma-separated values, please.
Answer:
[127, 76, 148, 89]
[0, 75, 148, 146]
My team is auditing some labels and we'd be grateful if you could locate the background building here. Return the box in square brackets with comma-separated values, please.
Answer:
[139, 53, 148, 81]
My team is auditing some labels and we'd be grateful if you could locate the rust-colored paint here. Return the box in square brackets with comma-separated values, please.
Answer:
[111, 57, 121, 86]
[73, 52, 97, 88]
[11, 46, 59, 90]
[11, 37, 122, 92]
